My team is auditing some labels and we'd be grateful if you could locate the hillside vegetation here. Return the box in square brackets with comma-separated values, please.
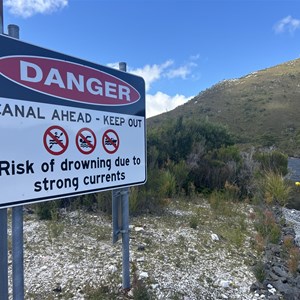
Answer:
[148, 58, 300, 156]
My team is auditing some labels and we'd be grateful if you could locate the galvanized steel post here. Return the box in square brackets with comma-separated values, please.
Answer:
[9, 23, 24, 300]
[8, 24, 20, 39]
[0, 209, 8, 300]
[0, 3, 9, 299]
[121, 188, 130, 289]
[111, 62, 131, 290]
[12, 205, 24, 300]
[0, 0, 3, 34]
[118, 62, 131, 290]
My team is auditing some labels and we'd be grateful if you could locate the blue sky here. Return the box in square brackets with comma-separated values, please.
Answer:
[2, 0, 300, 118]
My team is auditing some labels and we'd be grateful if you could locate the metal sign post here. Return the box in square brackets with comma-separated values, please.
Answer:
[0, 0, 3, 34]
[112, 62, 130, 290]
[121, 187, 130, 289]
[0, 3, 9, 298]
[7, 23, 25, 300]
[12, 205, 24, 300]
[0, 209, 8, 300]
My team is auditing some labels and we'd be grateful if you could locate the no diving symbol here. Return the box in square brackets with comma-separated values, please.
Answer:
[44, 125, 69, 155]
[76, 128, 97, 155]
[102, 129, 119, 154]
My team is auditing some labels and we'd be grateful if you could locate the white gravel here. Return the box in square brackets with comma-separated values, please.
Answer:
[6, 201, 266, 299]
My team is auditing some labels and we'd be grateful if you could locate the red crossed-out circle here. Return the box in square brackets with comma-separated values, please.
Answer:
[76, 127, 97, 155]
[43, 125, 69, 155]
[102, 129, 119, 154]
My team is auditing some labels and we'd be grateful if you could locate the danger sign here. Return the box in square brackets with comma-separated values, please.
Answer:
[0, 34, 146, 209]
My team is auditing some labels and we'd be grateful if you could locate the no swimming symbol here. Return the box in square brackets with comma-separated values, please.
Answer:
[76, 128, 97, 155]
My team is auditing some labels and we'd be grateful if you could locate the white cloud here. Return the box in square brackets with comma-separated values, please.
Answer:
[146, 92, 192, 118]
[130, 59, 199, 89]
[130, 60, 173, 92]
[109, 56, 199, 93]
[166, 62, 197, 79]
[4, 0, 68, 18]
[107, 60, 196, 118]
[274, 15, 300, 34]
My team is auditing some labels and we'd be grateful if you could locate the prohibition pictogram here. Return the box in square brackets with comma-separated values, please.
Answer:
[102, 129, 119, 154]
[76, 127, 97, 155]
[43, 125, 69, 155]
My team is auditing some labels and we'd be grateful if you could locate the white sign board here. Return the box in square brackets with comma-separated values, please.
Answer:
[0, 35, 146, 208]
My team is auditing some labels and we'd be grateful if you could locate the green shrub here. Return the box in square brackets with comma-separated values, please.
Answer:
[127, 169, 169, 215]
[84, 283, 117, 300]
[209, 190, 236, 217]
[259, 133, 278, 148]
[94, 191, 112, 213]
[254, 209, 281, 244]
[160, 170, 176, 198]
[169, 160, 190, 193]
[222, 227, 245, 248]
[254, 151, 288, 176]
[34, 200, 59, 220]
[189, 214, 199, 229]
[253, 261, 266, 283]
[129, 186, 139, 214]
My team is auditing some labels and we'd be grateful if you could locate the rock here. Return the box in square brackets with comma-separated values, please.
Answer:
[134, 227, 144, 232]
[268, 287, 277, 295]
[272, 266, 288, 278]
[268, 271, 279, 281]
[151, 283, 160, 289]
[219, 280, 231, 288]
[268, 296, 280, 300]
[271, 280, 290, 296]
[250, 282, 264, 292]
[127, 289, 134, 297]
[40, 265, 47, 271]
[108, 265, 118, 273]
[53, 285, 62, 293]
[137, 256, 145, 262]
[137, 245, 145, 251]
[211, 233, 219, 241]
[139, 271, 149, 279]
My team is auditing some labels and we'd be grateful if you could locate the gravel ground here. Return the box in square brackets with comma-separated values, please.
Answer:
[7, 200, 267, 299]
[282, 207, 300, 246]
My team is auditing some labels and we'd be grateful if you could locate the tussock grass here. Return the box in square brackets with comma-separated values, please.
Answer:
[263, 171, 291, 206]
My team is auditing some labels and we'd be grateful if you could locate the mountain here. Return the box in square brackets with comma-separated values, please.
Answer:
[148, 58, 300, 156]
